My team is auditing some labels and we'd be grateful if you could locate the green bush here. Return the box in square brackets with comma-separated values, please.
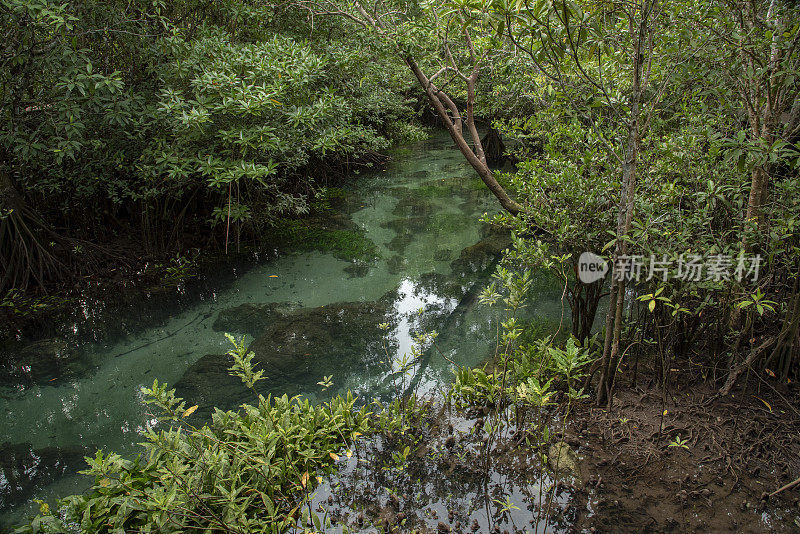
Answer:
[16, 337, 373, 533]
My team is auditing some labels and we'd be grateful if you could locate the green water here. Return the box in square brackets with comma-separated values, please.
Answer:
[0, 133, 566, 527]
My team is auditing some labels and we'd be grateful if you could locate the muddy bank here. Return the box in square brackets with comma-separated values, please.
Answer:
[565, 380, 800, 533]
[304, 385, 799, 534]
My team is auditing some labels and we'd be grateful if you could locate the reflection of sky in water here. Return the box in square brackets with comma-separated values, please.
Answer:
[391, 278, 456, 371]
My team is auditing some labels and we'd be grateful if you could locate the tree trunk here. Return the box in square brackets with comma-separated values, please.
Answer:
[744, 165, 768, 230]
[481, 127, 506, 165]
[405, 58, 523, 216]
[570, 278, 603, 342]
[595, 4, 647, 406]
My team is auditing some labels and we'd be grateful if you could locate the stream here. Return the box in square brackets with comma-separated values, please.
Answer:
[0, 133, 566, 528]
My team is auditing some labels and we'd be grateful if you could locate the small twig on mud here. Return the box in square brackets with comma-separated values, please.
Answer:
[767, 475, 800, 499]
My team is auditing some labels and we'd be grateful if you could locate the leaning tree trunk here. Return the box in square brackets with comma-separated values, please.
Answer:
[405, 58, 523, 216]
[298, 1, 524, 217]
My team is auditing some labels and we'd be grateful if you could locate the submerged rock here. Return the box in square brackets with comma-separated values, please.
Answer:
[384, 215, 431, 235]
[452, 229, 510, 272]
[386, 254, 408, 275]
[548, 441, 581, 481]
[173, 353, 254, 415]
[386, 232, 414, 254]
[247, 301, 389, 380]
[212, 302, 294, 337]
[176, 300, 392, 414]
[0, 338, 91, 387]
[449, 228, 511, 280]
[433, 248, 453, 262]
[344, 261, 371, 278]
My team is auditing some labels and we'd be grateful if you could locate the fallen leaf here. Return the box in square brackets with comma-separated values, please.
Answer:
[753, 396, 772, 412]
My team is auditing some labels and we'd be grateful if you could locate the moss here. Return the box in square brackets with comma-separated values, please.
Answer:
[344, 261, 371, 278]
[425, 213, 466, 234]
[414, 183, 452, 198]
[386, 232, 414, 254]
[464, 175, 489, 192]
[309, 187, 349, 213]
[269, 218, 379, 262]
[433, 248, 452, 261]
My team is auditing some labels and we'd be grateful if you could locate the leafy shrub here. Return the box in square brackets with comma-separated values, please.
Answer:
[16, 337, 372, 533]
[447, 366, 502, 409]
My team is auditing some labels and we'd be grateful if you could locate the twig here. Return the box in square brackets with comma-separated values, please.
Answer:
[767, 475, 800, 498]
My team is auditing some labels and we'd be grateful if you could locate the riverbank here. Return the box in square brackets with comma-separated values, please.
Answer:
[303, 357, 800, 533]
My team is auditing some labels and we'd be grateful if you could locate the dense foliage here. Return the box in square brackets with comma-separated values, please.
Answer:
[1, 0, 420, 291]
[16, 338, 377, 533]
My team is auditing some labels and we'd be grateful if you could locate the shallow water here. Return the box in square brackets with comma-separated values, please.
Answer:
[0, 133, 566, 527]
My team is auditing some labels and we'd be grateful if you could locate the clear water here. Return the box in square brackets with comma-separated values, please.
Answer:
[0, 133, 566, 527]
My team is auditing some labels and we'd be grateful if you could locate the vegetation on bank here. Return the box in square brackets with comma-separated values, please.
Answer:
[4, 0, 797, 402]
[0, 0, 424, 294]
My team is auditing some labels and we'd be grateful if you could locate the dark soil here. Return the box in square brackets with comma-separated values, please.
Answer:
[566, 366, 800, 533]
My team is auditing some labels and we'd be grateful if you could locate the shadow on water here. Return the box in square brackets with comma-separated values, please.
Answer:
[0, 133, 566, 528]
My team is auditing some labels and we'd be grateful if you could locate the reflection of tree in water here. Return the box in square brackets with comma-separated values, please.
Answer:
[312, 408, 578, 533]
